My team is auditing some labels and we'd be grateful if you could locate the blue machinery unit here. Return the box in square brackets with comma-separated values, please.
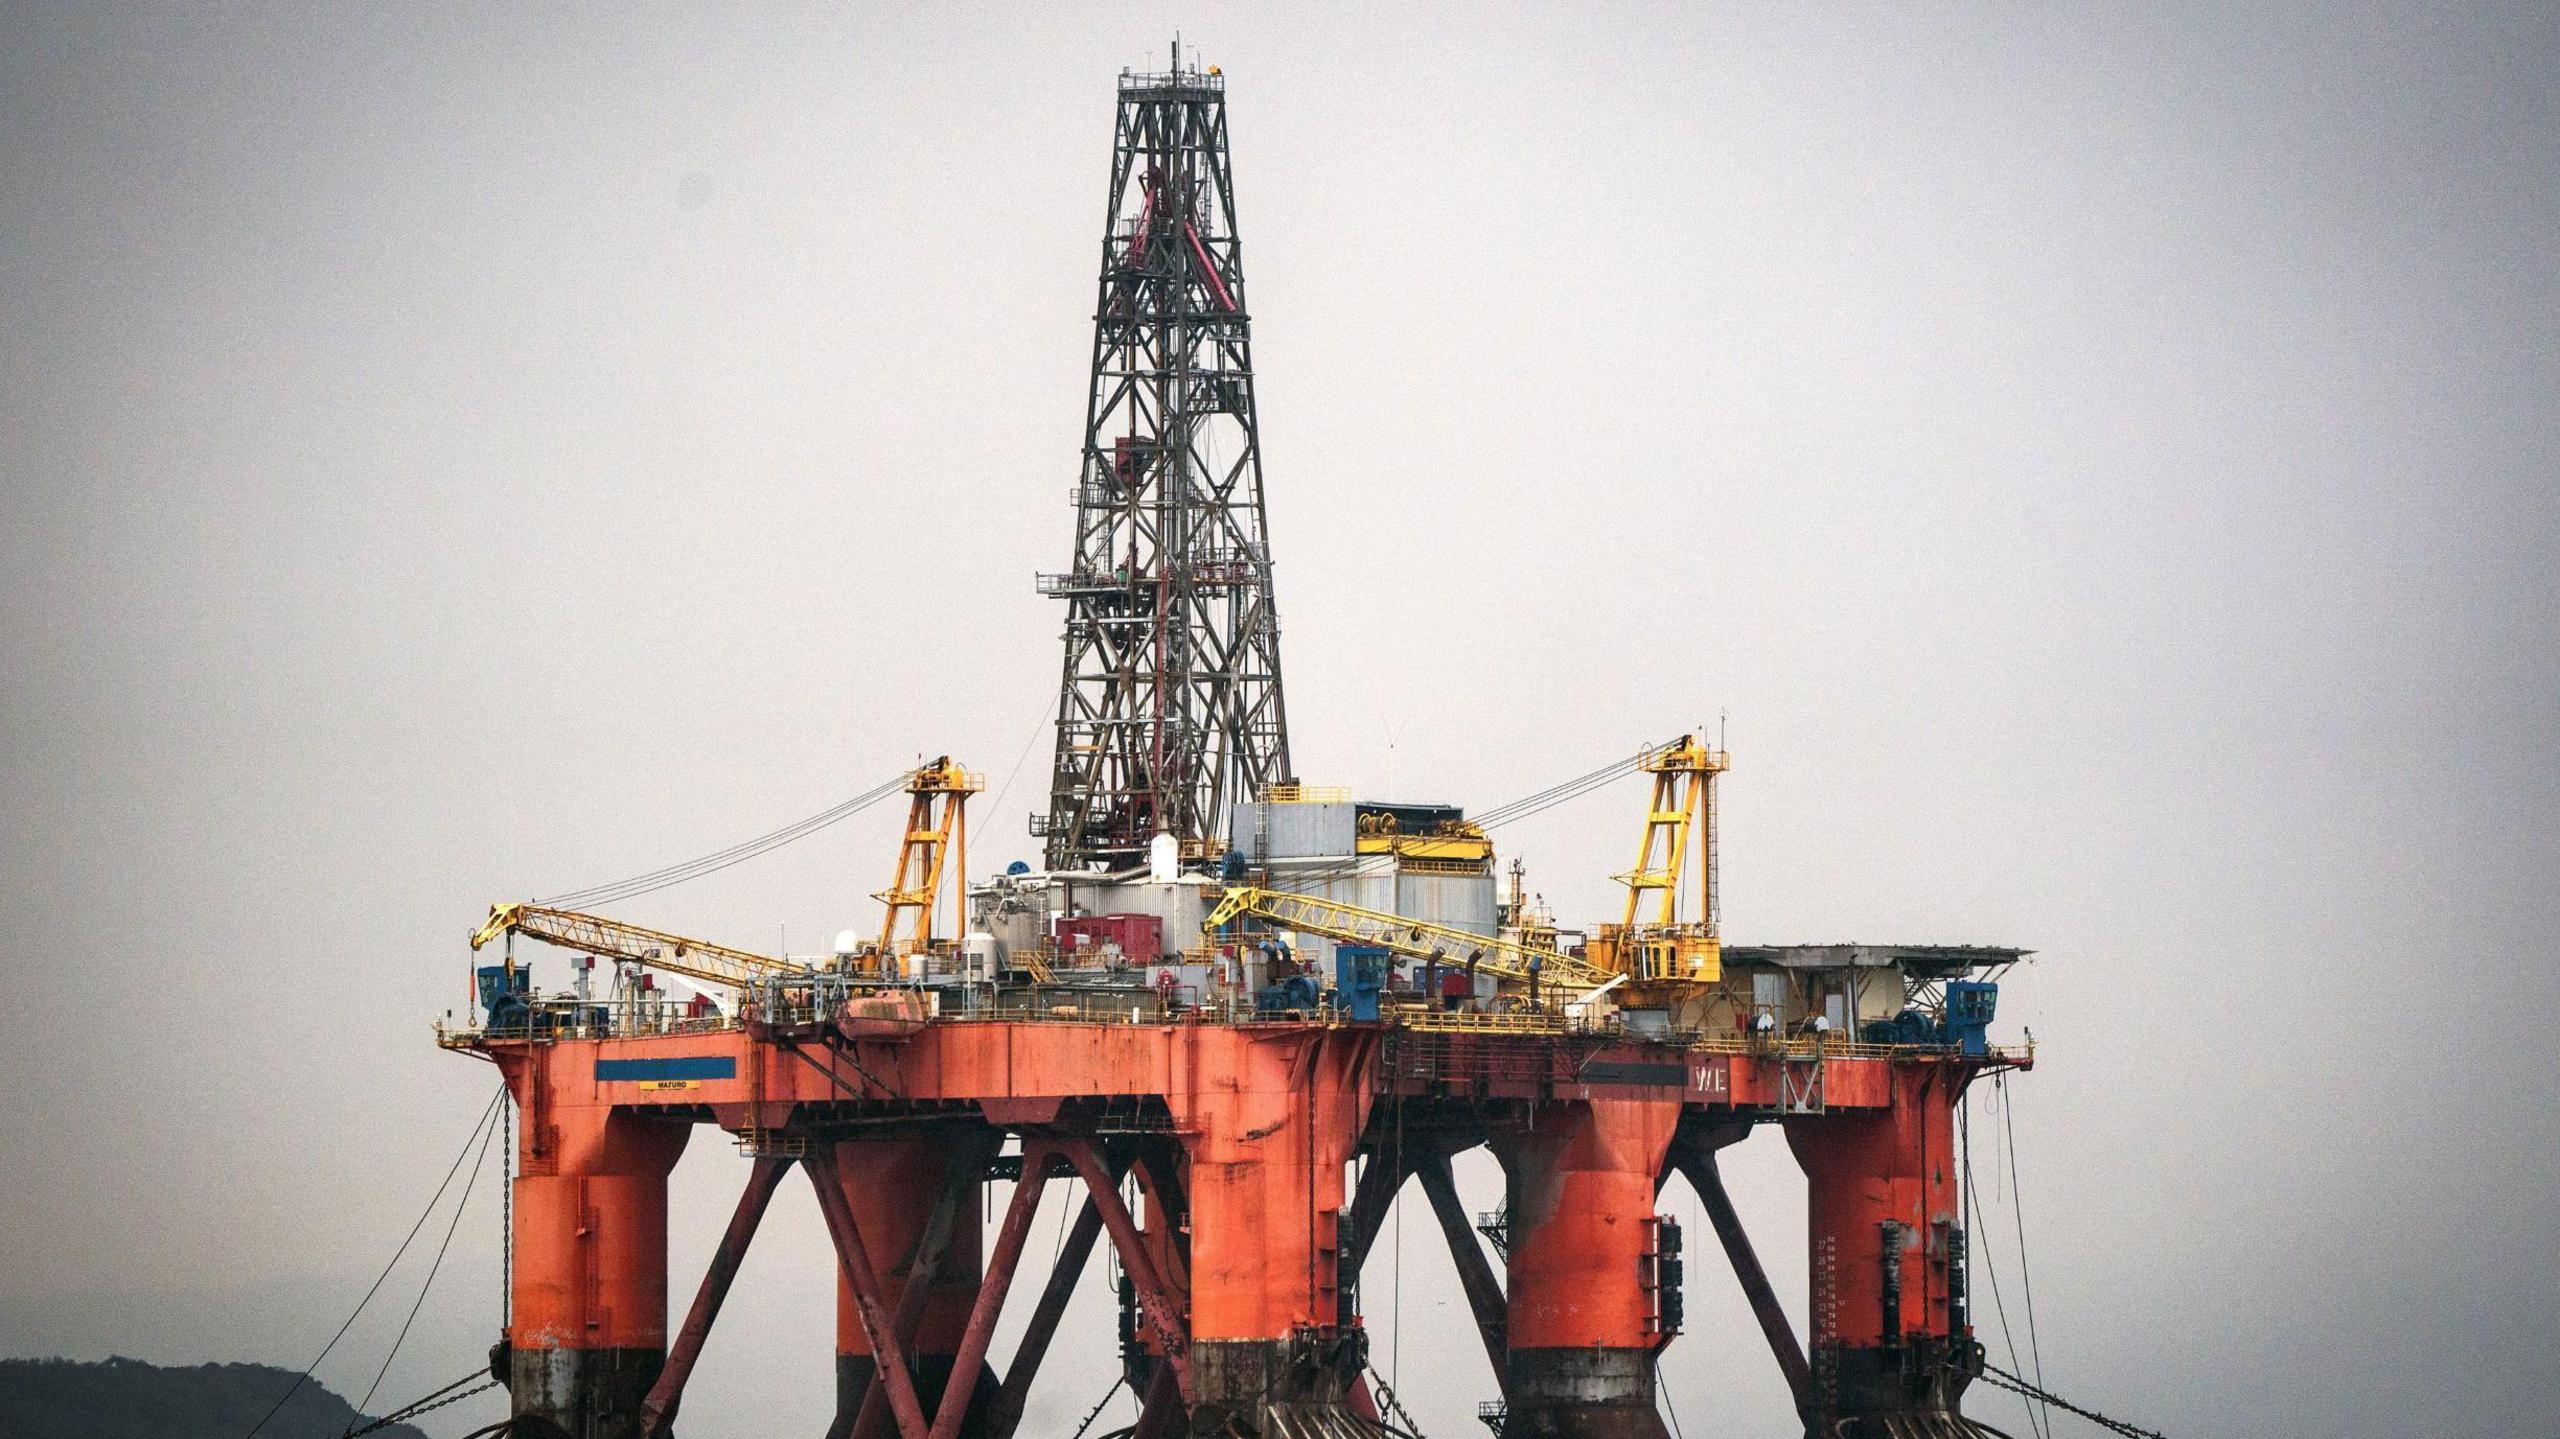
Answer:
[1333, 945, 1391, 1022]
[1860, 980, 1999, 1055]
[1944, 979, 1998, 1056]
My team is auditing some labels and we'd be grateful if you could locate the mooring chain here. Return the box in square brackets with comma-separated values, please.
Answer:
[341, 1373, 504, 1437]
[1064, 1373, 1129, 1439]
[1972, 1362, 2166, 1439]
[1365, 1365, 1429, 1439]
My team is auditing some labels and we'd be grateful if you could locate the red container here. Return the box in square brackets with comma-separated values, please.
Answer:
[1054, 912, 1165, 964]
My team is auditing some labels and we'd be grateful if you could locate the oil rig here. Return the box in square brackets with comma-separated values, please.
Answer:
[445, 48, 2034, 1439]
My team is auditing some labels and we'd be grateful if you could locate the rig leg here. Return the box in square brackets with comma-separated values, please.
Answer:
[1666, 1126, 1811, 1420]
[501, 1065, 692, 1439]
[819, 1131, 995, 1439]
[1163, 1030, 1375, 1437]
[1784, 1062, 1991, 1438]
[1497, 1097, 1682, 1439]
[637, 1155, 795, 1437]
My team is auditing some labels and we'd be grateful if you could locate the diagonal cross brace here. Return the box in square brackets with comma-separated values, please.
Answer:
[841, 1140, 990, 1439]
[986, 1153, 1125, 1439]
[1060, 1140, 1192, 1403]
[1415, 1149, 1509, 1393]
[1670, 1133, 1811, 1418]
[925, 1145, 1055, 1439]
[806, 1143, 935, 1439]
[639, 1155, 795, 1437]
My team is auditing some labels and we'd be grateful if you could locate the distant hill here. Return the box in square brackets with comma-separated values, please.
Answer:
[0, 1357, 431, 1439]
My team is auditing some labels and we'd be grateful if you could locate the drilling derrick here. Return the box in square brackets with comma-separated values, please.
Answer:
[1038, 47, 1291, 871]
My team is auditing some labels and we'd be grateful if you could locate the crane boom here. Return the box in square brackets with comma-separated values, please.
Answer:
[1202, 885, 1619, 997]
[470, 903, 804, 991]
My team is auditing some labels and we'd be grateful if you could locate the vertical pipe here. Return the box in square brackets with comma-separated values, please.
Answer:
[1879, 1222, 1905, 1349]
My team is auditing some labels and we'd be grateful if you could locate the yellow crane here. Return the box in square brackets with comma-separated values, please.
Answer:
[872, 757, 983, 965]
[1588, 734, 1729, 983]
[469, 903, 805, 991]
[1201, 884, 1622, 1003]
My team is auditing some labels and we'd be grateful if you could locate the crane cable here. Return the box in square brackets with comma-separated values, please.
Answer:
[536, 766, 922, 910]
[1237, 741, 1661, 902]
[1472, 742, 1658, 831]
[1964, 1077, 2170, 1439]
[240, 1086, 505, 1439]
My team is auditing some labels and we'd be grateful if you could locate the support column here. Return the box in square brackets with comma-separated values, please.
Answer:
[1784, 1061, 1986, 1438]
[1162, 1028, 1377, 1436]
[1497, 1097, 1682, 1439]
[503, 1049, 692, 1439]
[825, 1130, 995, 1439]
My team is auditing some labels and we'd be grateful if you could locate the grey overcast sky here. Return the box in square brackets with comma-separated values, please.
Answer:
[3, 3, 2555, 1436]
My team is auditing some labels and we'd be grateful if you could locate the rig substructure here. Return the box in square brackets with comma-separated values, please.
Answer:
[446, 46, 2037, 1439]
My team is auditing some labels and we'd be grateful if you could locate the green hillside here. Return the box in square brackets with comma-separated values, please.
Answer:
[0, 1357, 432, 1439]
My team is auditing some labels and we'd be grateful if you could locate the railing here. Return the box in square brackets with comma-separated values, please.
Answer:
[1259, 782, 1350, 803]
[1383, 1003, 1577, 1035]
[436, 995, 741, 1047]
[1036, 569, 1141, 596]
[437, 987, 2036, 1069]
[1119, 67, 1224, 94]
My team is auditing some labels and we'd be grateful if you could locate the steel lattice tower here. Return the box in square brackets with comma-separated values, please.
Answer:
[1036, 48, 1291, 871]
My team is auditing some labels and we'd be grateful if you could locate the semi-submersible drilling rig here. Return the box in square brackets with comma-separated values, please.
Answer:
[446, 50, 2035, 1439]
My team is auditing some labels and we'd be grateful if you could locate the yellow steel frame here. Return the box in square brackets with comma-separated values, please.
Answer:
[1202, 885, 1619, 997]
[468, 903, 801, 990]
[1616, 735, 1729, 930]
[1601, 735, 1730, 983]
[874, 757, 984, 962]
